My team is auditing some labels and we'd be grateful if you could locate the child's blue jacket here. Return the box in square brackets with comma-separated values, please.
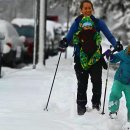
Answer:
[110, 49, 130, 85]
[65, 15, 117, 56]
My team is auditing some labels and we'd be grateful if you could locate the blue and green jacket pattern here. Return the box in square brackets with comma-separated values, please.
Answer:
[64, 15, 117, 70]
[65, 15, 117, 55]
[72, 16, 102, 70]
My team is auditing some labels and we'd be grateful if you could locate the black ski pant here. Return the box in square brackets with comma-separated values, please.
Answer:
[74, 57, 102, 107]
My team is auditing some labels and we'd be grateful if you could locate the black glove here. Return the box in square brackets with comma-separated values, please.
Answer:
[58, 38, 68, 52]
[115, 41, 123, 52]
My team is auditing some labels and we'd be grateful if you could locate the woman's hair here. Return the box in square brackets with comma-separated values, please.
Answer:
[80, 0, 94, 10]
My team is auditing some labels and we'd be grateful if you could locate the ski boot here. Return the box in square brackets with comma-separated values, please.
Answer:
[77, 105, 86, 115]
[92, 104, 100, 111]
[109, 112, 117, 119]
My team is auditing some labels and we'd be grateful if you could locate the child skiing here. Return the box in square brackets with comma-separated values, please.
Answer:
[106, 44, 130, 129]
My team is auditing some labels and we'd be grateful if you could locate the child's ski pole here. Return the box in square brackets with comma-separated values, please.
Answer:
[101, 45, 113, 115]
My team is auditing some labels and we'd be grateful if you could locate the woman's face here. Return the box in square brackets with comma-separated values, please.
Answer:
[80, 2, 93, 16]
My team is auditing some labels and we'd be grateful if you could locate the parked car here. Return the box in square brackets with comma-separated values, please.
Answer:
[0, 19, 25, 68]
[0, 32, 5, 71]
[11, 18, 63, 63]
[46, 20, 63, 56]
[12, 20, 34, 63]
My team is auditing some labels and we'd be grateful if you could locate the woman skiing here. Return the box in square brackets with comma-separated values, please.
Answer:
[59, 0, 123, 115]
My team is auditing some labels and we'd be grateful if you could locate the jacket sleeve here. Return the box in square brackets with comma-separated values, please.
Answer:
[98, 19, 117, 47]
[65, 20, 79, 44]
[110, 50, 124, 63]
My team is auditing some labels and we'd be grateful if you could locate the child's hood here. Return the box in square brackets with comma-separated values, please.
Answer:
[80, 16, 94, 28]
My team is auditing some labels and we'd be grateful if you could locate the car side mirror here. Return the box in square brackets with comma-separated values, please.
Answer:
[0, 32, 5, 40]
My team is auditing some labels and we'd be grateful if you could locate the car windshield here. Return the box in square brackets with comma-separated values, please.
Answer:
[13, 25, 34, 38]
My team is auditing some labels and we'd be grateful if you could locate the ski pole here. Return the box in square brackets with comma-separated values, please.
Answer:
[101, 45, 113, 115]
[44, 51, 62, 111]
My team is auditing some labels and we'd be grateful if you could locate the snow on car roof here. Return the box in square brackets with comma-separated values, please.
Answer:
[0, 19, 19, 37]
[11, 18, 61, 30]
[11, 18, 34, 27]
[11, 18, 63, 40]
